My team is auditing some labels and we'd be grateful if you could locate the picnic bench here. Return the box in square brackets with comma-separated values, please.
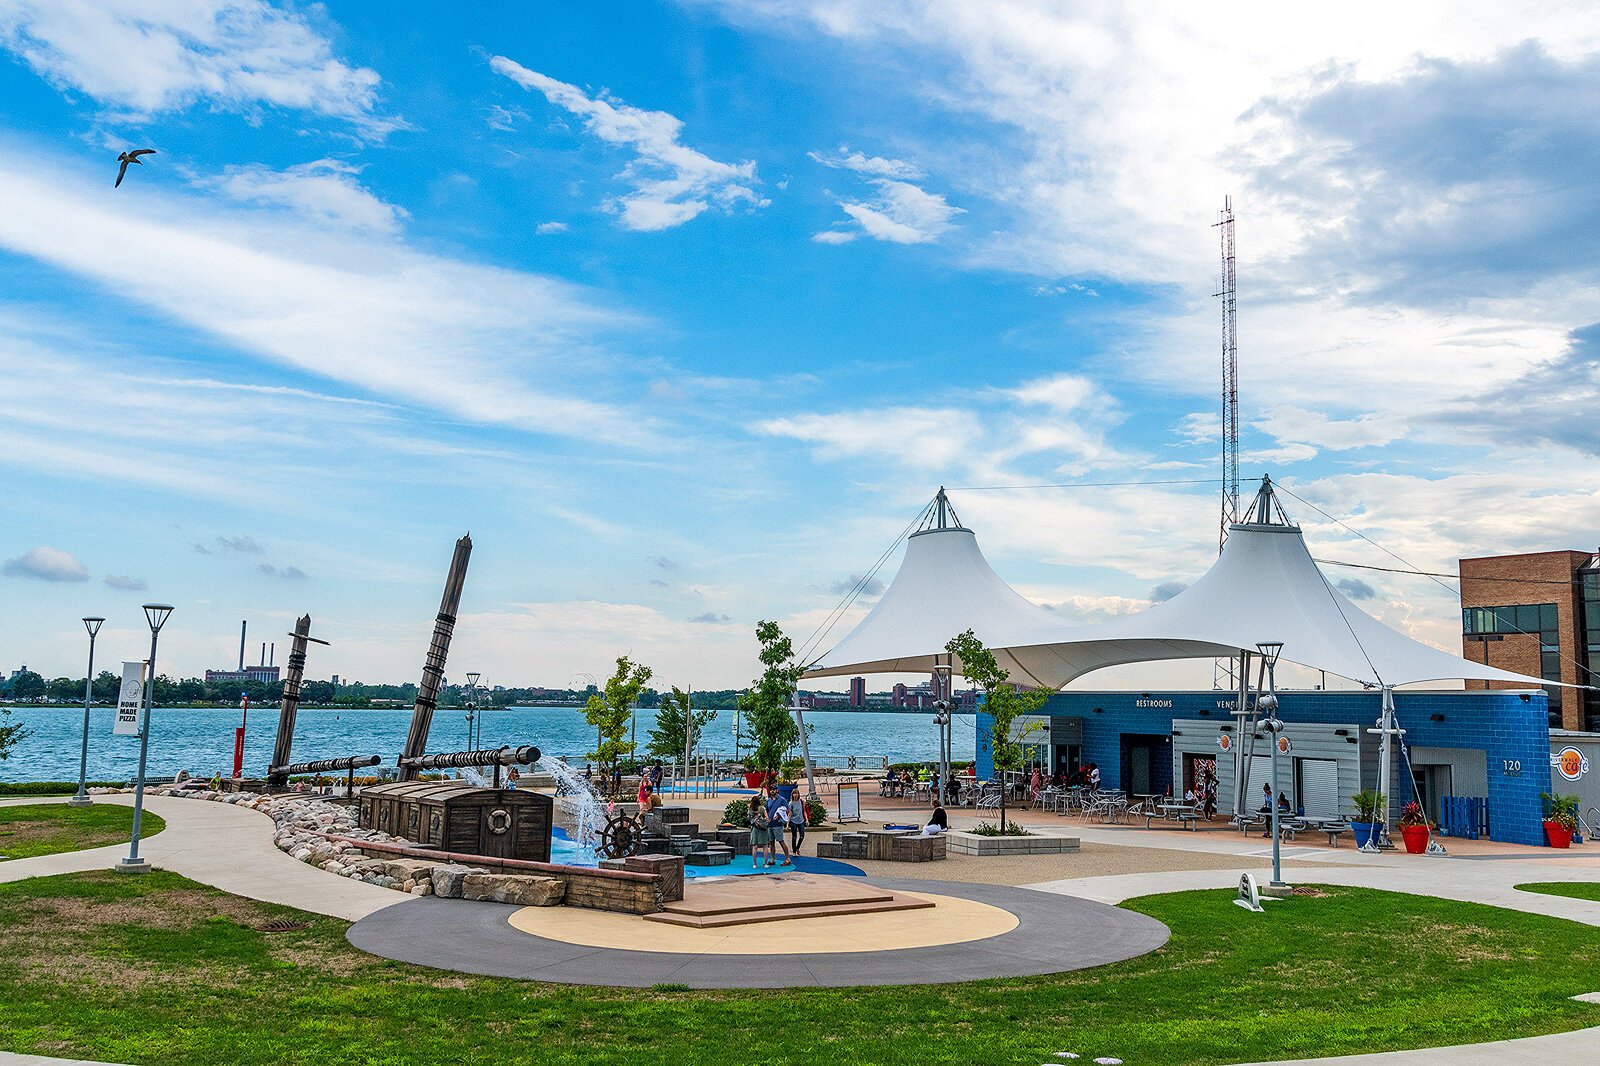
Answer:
[1144, 802, 1202, 830]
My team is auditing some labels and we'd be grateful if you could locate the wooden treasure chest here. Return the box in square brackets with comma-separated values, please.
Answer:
[358, 781, 553, 862]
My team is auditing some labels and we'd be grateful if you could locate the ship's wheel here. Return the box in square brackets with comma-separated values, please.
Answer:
[597, 813, 643, 859]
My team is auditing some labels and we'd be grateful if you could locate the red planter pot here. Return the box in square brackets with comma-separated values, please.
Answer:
[742, 771, 768, 789]
[1400, 825, 1430, 854]
[1544, 821, 1573, 849]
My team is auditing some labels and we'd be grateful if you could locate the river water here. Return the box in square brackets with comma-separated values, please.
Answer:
[0, 704, 976, 782]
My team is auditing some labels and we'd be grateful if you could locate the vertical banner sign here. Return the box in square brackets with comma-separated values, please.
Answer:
[113, 660, 146, 736]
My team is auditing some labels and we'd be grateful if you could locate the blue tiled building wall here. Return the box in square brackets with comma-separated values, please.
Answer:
[975, 689, 1550, 846]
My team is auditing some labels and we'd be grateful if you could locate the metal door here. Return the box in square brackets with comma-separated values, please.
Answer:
[1297, 758, 1339, 819]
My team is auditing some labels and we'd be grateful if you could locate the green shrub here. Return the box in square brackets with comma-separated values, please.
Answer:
[723, 798, 752, 827]
[970, 821, 1031, 837]
[0, 781, 125, 797]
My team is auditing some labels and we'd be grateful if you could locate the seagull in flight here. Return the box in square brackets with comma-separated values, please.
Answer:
[115, 149, 155, 188]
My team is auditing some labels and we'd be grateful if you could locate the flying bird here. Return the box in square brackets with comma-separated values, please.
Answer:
[115, 149, 156, 188]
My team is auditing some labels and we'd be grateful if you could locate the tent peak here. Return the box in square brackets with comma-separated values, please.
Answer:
[916, 486, 967, 534]
[1234, 474, 1297, 531]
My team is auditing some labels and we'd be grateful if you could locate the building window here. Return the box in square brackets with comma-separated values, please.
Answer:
[1462, 600, 1563, 724]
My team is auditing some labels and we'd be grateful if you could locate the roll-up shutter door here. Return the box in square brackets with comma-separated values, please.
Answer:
[1246, 756, 1274, 810]
[1298, 758, 1339, 819]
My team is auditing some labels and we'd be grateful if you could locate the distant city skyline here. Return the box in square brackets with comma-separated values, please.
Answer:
[3, 3, 1598, 690]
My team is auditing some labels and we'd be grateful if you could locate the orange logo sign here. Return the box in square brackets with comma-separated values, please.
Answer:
[1552, 746, 1590, 781]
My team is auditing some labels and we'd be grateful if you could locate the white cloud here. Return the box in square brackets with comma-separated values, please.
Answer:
[536, 221, 569, 234]
[1259, 405, 1408, 452]
[201, 160, 407, 234]
[0, 0, 400, 136]
[835, 180, 962, 244]
[810, 145, 962, 245]
[3, 545, 88, 582]
[757, 407, 983, 469]
[808, 146, 923, 179]
[103, 574, 147, 591]
[0, 150, 649, 443]
[490, 55, 769, 230]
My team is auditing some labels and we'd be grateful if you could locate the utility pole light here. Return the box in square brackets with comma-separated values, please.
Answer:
[70, 617, 106, 807]
[466, 672, 482, 750]
[1256, 641, 1287, 891]
[118, 604, 173, 874]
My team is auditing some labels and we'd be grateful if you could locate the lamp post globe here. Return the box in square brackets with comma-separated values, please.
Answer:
[117, 604, 173, 874]
[70, 617, 106, 807]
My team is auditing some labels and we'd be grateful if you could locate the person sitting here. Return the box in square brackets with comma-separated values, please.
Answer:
[922, 804, 949, 836]
[886, 767, 900, 796]
[1277, 791, 1292, 812]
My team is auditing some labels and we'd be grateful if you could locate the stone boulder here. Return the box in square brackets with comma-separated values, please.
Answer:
[460, 872, 566, 906]
[430, 863, 479, 899]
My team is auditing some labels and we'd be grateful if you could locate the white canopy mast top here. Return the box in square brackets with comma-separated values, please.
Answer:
[806, 478, 1549, 692]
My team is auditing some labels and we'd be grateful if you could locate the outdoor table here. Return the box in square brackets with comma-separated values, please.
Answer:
[1149, 802, 1202, 829]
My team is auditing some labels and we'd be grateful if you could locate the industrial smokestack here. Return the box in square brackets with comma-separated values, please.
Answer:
[270, 642, 275, 667]
[261, 642, 267, 667]
[239, 620, 247, 671]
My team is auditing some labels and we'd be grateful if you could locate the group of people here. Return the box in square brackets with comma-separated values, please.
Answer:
[747, 783, 807, 867]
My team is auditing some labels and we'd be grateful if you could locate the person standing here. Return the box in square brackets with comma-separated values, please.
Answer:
[768, 787, 794, 867]
[1087, 763, 1102, 790]
[787, 790, 808, 855]
[749, 786, 773, 868]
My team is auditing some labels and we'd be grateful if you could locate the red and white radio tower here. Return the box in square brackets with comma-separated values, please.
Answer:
[1215, 195, 1240, 553]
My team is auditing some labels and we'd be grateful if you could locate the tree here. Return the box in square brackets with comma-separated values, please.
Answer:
[738, 621, 804, 774]
[0, 706, 24, 762]
[9, 670, 44, 702]
[946, 629, 1050, 832]
[647, 686, 717, 759]
[584, 655, 652, 792]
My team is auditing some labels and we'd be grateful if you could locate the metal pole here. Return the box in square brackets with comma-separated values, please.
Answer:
[119, 604, 171, 874]
[1232, 650, 1252, 817]
[683, 686, 695, 799]
[71, 618, 104, 807]
[1377, 685, 1395, 845]
[793, 701, 818, 801]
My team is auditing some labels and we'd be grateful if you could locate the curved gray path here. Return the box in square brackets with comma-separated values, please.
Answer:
[346, 877, 1170, 988]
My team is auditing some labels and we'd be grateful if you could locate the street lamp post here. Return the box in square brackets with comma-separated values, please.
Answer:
[70, 617, 105, 807]
[1256, 641, 1287, 891]
[466, 672, 481, 750]
[934, 656, 954, 807]
[117, 604, 172, 874]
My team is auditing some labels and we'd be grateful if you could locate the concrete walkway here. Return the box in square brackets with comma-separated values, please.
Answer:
[0, 794, 405, 921]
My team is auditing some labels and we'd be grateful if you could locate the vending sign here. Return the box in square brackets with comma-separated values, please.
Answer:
[113, 660, 145, 736]
[1551, 746, 1590, 782]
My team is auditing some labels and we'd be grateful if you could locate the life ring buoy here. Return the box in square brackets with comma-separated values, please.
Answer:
[486, 808, 512, 835]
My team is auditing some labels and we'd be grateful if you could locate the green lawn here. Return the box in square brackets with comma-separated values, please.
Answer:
[0, 804, 163, 861]
[1517, 881, 1600, 902]
[0, 873, 1596, 1065]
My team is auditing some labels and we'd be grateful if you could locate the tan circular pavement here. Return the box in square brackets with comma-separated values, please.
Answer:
[506, 887, 1019, 954]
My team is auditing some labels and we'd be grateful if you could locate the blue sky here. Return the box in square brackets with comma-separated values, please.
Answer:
[2, 1, 1597, 690]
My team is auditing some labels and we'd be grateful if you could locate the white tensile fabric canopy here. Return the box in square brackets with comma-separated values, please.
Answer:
[805, 485, 1548, 691]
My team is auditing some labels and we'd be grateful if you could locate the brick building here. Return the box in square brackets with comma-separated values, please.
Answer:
[1459, 549, 1600, 730]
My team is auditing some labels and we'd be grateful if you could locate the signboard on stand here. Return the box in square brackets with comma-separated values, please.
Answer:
[1234, 872, 1264, 913]
[113, 660, 145, 736]
[836, 781, 862, 823]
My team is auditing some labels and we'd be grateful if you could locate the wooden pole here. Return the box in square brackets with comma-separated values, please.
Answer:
[399, 535, 472, 781]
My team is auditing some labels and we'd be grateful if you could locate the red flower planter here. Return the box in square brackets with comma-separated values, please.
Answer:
[1400, 825, 1430, 854]
[742, 771, 768, 789]
[1544, 820, 1573, 849]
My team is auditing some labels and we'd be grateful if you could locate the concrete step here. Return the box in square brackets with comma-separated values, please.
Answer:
[644, 893, 933, 928]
